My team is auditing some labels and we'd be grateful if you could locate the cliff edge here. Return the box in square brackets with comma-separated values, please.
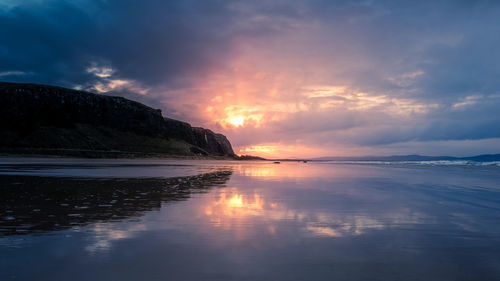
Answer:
[0, 82, 235, 158]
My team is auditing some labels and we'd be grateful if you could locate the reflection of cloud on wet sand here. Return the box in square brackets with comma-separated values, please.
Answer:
[204, 188, 274, 230]
[85, 223, 148, 253]
[234, 162, 368, 180]
[203, 188, 426, 238]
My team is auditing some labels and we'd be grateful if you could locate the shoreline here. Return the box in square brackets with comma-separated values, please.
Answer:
[0, 148, 237, 160]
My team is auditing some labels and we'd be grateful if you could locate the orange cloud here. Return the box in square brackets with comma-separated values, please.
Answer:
[156, 35, 442, 158]
[237, 143, 328, 159]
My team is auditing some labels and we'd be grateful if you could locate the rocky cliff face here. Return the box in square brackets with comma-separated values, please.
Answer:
[0, 82, 235, 157]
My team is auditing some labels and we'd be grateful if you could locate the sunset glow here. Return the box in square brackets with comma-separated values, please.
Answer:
[204, 190, 267, 221]
[239, 145, 276, 154]
[227, 116, 244, 127]
[3, 0, 500, 158]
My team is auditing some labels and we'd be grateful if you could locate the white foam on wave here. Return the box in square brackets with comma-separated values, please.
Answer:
[319, 160, 500, 167]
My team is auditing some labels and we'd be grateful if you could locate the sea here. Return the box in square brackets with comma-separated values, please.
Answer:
[1, 158, 500, 281]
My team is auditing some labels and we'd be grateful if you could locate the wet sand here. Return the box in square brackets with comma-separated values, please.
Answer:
[1, 159, 500, 281]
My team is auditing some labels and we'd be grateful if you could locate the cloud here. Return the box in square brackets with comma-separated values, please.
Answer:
[84, 63, 149, 95]
[1, 0, 500, 157]
[0, 70, 30, 77]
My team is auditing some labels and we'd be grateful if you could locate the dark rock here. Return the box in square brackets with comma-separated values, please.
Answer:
[0, 82, 235, 157]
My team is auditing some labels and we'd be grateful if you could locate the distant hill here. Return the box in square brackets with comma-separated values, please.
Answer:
[313, 154, 500, 162]
[0, 82, 235, 158]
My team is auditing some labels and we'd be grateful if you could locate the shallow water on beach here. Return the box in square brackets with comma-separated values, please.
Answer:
[1, 158, 500, 281]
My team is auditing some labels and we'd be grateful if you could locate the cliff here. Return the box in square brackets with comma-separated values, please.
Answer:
[0, 82, 235, 157]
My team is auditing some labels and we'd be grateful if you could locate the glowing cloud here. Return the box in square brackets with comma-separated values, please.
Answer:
[86, 64, 149, 95]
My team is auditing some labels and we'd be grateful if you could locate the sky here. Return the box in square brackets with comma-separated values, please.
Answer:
[1, 0, 500, 158]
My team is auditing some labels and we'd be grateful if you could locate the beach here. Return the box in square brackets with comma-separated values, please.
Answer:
[1, 158, 500, 280]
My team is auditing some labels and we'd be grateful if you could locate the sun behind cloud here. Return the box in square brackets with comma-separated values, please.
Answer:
[228, 116, 245, 127]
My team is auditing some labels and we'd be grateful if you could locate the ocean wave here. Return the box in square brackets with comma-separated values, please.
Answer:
[319, 160, 500, 167]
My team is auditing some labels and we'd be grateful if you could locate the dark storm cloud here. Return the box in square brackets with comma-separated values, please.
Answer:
[0, 1, 96, 85]
[0, 0, 237, 88]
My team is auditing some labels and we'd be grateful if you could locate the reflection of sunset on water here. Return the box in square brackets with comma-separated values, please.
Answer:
[239, 165, 276, 178]
[202, 183, 424, 238]
[204, 189, 277, 231]
[233, 162, 369, 180]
